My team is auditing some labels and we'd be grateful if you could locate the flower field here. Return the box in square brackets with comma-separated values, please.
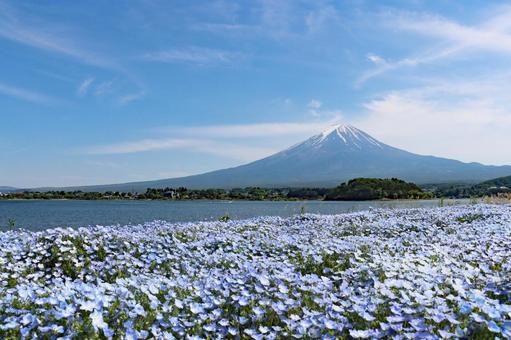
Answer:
[1, 204, 510, 339]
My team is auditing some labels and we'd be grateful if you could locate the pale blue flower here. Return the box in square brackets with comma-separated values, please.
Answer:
[487, 320, 501, 333]
[349, 329, 373, 338]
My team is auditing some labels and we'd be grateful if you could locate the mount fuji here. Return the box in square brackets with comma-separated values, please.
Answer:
[49, 124, 511, 192]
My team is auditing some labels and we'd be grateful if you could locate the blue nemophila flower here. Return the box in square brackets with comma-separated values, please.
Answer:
[227, 326, 238, 335]
[471, 313, 486, 323]
[189, 303, 204, 315]
[259, 325, 269, 334]
[203, 323, 216, 332]
[79, 300, 96, 311]
[174, 299, 184, 309]
[349, 329, 374, 338]
[0, 320, 18, 330]
[459, 303, 472, 315]
[21, 313, 36, 326]
[253, 306, 266, 318]
[90, 310, 108, 330]
[0, 204, 510, 338]
[502, 321, 511, 338]
[323, 319, 338, 330]
[487, 320, 501, 333]
[361, 311, 375, 322]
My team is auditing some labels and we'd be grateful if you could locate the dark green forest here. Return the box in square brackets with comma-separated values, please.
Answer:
[425, 175, 511, 198]
[1, 175, 510, 201]
[0, 187, 326, 201]
[325, 178, 432, 201]
[0, 178, 426, 201]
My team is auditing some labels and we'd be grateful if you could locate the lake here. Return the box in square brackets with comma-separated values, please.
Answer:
[0, 199, 468, 231]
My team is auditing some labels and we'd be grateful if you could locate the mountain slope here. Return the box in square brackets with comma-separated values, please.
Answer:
[0, 186, 19, 192]
[38, 124, 511, 192]
[473, 175, 511, 190]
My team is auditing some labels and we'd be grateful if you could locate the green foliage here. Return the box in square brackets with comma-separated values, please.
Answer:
[292, 251, 352, 276]
[425, 175, 511, 198]
[1, 179, 440, 202]
[456, 213, 484, 224]
[325, 178, 432, 201]
[218, 213, 231, 222]
[7, 218, 16, 230]
[478, 175, 511, 189]
[0, 186, 326, 201]
[287, 188, 330, 200]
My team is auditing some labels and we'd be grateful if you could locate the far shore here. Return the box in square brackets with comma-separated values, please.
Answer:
[0, 197, 469, 203]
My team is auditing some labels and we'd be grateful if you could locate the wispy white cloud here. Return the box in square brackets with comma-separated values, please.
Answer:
[359, 7, 511, 84]
[77, 77, 94, 96]
[308, 99, 322, 109]
[85, 117, 347, 162]
[84, 138, 276, 162]
[194, 22, 254, 34]
[118, 91, 145, 105]
[86, 138, 193, 155]
[0, 3, 148, 105]
[156, 120, 339, 138]
[36, 69, 75, 83]
[307, 99, 323, 117]
[367, 53, 386, 65]
[0, 81, 56, 104]
[141, 47, 239, 65]
[305, 101, 342, 119]
[193, 0, 342, 40]
[305, 5, 341, 34]
[354, 6, 511, 165]
[395, 10, 511, 53]
[357, 46, 460, 85]
[94, 80, 115, 96]
[355, 74, 511, 165]
[0, 1, 124, 72]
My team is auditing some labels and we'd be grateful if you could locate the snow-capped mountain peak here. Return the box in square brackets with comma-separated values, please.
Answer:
[53, 122, 511, 190]
[312, 123, 384, 149]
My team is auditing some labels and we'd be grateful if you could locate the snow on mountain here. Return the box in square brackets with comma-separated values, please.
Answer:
[37, 124, 511, 191]
[289, 124, 384, 151]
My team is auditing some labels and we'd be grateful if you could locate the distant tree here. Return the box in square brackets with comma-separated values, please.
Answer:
[325, 178, 432, 201]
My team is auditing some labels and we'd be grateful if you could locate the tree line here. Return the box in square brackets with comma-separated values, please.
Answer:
[423, 176, 511, 198]
[0, 178, 436, 201]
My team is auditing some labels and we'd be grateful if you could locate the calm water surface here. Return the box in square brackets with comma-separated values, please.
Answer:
[0, 199, 467, 231]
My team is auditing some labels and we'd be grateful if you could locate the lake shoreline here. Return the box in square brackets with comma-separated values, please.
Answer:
[0, 197, 463, 202]
[0, 199, 470, 231]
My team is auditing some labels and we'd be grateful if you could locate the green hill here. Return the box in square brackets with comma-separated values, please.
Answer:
[325, 178, 432, 201]
[426, 174, 511, 198]
[472, 175, 511, 194]
[477, 175, 511, 188]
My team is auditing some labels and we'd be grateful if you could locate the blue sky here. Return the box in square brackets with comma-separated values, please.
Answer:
[1, 0, 511, 187]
